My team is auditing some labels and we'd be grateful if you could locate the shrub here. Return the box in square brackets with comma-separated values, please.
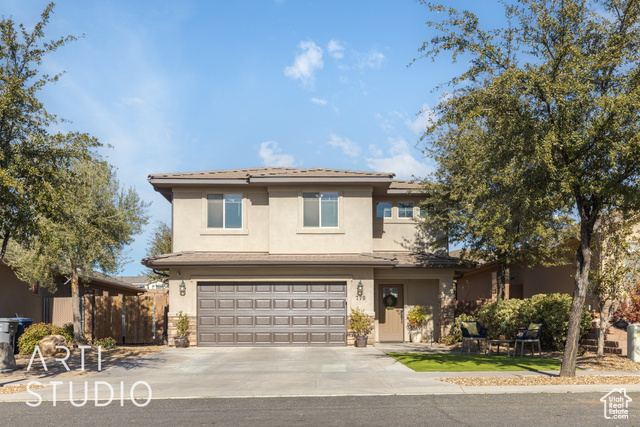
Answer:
[518, 293, 591, 351]
[18, 323, 73, 355]
[476, 294, 591, 351]
[407, 305, 430, 330]
[62, 323, 74, 338]
[93, 337, 117, 349]
[176, 311, 190, 337]
[349, 308, 374, 337]
[477, 298, 524, 340]
[452, 313, 476, 342]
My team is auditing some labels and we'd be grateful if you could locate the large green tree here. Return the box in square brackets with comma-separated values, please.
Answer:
[0, 3, 99, 259]
[418, 0, 640, 376]
[9, 158, 149, 340]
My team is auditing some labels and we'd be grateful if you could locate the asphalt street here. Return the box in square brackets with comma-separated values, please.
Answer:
[1, 393, 637, 427]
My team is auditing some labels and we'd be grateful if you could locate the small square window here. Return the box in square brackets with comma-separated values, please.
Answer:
[398, 202, 414, 218]
[376, 202, 392, 218]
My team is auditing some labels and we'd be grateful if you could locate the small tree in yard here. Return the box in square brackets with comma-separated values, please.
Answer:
[144, 221, 171, 287]
[8, 158, 149, 340]
[588, 211, 640, 357]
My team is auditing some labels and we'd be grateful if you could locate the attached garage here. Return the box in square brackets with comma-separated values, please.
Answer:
[197, 282, 347, 346]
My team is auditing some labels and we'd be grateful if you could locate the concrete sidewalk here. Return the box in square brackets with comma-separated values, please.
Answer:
[1, 346, 639, 403]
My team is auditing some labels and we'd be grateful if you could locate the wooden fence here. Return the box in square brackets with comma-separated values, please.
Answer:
[83, 294, 168, 345]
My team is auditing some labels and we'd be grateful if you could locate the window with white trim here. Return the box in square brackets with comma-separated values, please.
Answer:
[398, 202, 414, 218]
[207, 194, 242, 228]
[303, 192, 338, 227]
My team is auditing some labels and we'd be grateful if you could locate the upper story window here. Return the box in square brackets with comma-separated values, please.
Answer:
[303, 192, 338, 227]
[207, 194, 242, 228]
[398, 202, 414, 218]
[376, 202, 392, 218]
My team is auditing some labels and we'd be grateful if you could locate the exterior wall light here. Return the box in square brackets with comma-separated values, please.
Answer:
[357, 281, 363, 298]
[179, 280, 186, 296]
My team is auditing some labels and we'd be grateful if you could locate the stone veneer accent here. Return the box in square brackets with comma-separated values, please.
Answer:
[439, 297, 455, 340]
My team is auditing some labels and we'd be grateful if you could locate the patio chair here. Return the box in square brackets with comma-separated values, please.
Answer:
[514, 322, 545, 358]
[460, 321, 488, 355]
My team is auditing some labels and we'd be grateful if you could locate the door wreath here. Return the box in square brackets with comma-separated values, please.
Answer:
[384, 294, 398, 309]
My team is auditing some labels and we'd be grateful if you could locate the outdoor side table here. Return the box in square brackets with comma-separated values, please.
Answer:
[487, 339, 515, 356]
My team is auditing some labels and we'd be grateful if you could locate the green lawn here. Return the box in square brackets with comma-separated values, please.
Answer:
[387, 353, 568, 372]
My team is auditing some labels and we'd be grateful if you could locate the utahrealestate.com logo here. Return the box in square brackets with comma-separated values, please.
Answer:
[25, 345, 151, 407]
[600, 388, 632, 420]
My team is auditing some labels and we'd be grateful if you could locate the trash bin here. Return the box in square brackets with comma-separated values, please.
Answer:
[628, 323, 640, 363]
[11, 317, 34, 354]
[0, 318, 19, 353]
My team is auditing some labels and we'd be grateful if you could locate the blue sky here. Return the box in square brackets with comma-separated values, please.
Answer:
[4, 0, 504, 276]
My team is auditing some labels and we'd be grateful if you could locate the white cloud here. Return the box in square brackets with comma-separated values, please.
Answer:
[284, 41, 323, 87]
[259, 141, 296, 167]
[328, 133, 361, 158]
[368, 144, 383, 157]
[354, 49, 386, 69]
[405, 104, 437, 135]
[366, 137, 433, 180]
[376, 111, 404, 133]
[310, 97, 327, 105]
[328, 39, 345, 59]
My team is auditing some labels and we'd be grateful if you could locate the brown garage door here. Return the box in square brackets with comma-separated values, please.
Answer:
[197, 282, 347, 346]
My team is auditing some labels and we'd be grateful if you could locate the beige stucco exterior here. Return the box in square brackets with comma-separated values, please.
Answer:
[148, 168, 459, 345]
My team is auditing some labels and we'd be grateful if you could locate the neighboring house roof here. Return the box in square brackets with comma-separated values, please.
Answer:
[388, 180, 426, 194]
[142, 251, 464, 270]
[85, 271, 146, 294]
[116, 275, 151, 289]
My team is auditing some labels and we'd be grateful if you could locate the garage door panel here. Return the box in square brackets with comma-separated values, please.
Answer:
[292, 299, 309, 309]
[310, 300, 328, 309]
[218, 299, 235, 309]
[217, 284, 235, 293]
[236, 299, 253, 309]
[274, 299, 290, 309]
[197, 282, 347, 346]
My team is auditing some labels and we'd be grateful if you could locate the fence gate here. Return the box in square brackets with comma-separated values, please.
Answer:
[84, 294, 168, 345]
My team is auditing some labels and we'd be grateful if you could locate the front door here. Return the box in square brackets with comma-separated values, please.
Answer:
[378, 285, 404, 342]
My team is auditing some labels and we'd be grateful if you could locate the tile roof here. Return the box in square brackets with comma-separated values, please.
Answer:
[149, 167, 395, 180]
[142, 252, 396, 268]
[373, 252, 466, 268]
[142, 251, 466, 269]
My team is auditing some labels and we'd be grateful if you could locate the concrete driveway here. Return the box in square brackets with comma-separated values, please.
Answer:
[1, 346, 460, 401]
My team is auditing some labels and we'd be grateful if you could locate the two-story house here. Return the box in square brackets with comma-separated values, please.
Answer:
[142, 167, 461, 346]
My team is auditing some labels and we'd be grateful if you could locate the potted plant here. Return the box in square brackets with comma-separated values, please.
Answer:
[407, 305, 429, 343]
[349, 308, 374, 347]
[174, 311, 190, 348]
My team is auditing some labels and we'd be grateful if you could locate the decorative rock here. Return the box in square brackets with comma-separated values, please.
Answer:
[39, 334, 67, 357]
[0, 342, 17, 372]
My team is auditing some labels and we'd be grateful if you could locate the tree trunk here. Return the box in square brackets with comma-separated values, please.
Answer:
[71, 268, 83, 342]
[496, 261, 507, 301]
[597, 300, 618, 357]
[0, 228, 10, 260]
[560, 221, 593, 377]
